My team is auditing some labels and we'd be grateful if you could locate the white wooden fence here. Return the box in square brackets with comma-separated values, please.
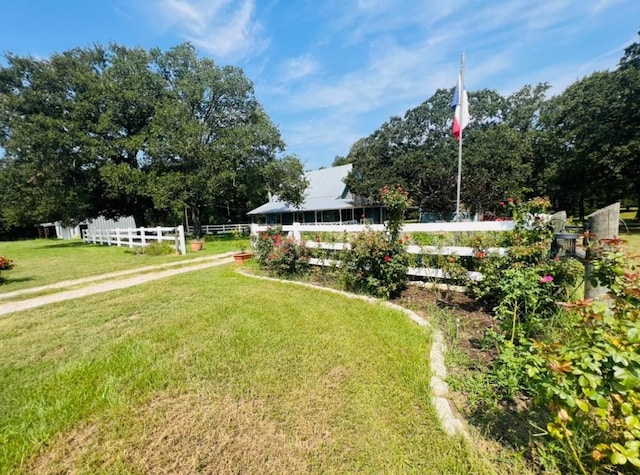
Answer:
[251, 221, 515, 284]
[188, 223, 250, 235]
[83, 225, 187, 255]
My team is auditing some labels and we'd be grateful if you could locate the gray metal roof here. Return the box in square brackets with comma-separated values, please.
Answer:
[248, 164, 354, 215]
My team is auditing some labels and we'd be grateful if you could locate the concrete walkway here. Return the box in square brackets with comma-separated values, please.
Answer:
[0, 253, 234, 316]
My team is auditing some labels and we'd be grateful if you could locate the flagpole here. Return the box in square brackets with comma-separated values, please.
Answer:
[455, 53, 465, 221]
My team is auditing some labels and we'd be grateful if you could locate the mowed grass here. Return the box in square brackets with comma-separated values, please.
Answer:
[0, 265, 484, 474]
[0, 235, 246, 293]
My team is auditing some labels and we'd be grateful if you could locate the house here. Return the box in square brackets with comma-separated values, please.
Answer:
[247, 164, 385, 225]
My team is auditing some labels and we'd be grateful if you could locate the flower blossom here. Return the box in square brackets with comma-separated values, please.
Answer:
[539, 275, 554, 284]
[384, 255, 391, 262]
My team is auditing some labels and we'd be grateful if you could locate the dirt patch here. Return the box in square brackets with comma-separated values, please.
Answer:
[28, 391, 331, 474]
[394, 285, 497, 361]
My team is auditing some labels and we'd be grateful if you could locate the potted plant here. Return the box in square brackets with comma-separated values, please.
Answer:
[189, 238, 204, 252]
[232, 228, 252, 264]
[0, 255, 15, 282]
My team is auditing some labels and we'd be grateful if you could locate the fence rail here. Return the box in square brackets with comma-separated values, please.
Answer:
[189, 223, 250, 235]
[251, 221, 515, 236]
[252, 221, 515, 287]
[82, 225, 187, 255]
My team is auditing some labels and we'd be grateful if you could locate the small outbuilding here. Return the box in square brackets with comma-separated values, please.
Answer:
[37, 216, 136, 240]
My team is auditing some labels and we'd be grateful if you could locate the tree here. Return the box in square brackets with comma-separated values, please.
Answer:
[95, 45, 165, 224]
[0, 48, 106, 226]
[539, 70, 637, 219]
[263, 154, 308, 207]
[344, 85, 545, 216]
[0, 43, 308, 235]
[145, 44, 298, 238]
[331, 155, 350, 166]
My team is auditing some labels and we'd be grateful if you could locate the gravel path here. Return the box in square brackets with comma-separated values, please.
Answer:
[0, 253, 234, 316]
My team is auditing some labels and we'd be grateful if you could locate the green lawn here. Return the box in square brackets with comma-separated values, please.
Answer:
[0, 235, 247, 293]
[0, 264, 501, 474]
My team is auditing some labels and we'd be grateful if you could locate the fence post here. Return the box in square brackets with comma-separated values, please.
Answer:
[156, 226, 162, 244]
[292, 222, 301, 244]
[177, 225, 186, 255]
[127, 228, 133, 249]
[585, 202, 620, 300]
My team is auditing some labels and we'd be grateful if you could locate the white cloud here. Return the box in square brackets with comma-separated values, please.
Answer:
[279, 55, 320, 82]
[150, 0, 267, 60]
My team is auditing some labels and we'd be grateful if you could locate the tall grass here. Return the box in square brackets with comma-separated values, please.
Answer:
[0, 265, 489, 474]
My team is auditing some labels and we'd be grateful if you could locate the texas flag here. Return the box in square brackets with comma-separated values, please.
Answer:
[451, 72, 469, 140]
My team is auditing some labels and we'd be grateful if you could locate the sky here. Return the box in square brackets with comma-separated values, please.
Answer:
[1, 0, 639, 170]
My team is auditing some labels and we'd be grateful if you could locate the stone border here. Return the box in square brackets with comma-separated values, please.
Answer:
[237, 270, 468, 437]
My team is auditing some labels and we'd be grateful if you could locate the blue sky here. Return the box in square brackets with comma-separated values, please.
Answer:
[1, 1, 639, 170]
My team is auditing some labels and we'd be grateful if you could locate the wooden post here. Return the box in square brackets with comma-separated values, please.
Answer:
[292, 222, 301, 244]
[585, 202, 620, 300]
[177, 225, 186, 255]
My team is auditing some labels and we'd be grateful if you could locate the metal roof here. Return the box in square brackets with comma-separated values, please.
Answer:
[248, 164, 355, 215]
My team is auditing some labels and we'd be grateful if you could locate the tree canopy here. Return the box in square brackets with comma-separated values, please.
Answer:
[0, 43, 307, 237]
[344, 30, 640, 220]
[2, 30, 640, 237]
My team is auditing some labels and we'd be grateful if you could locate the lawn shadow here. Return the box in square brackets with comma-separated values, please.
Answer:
[38, 241, 87, 249]
[0, 276, 35, 286]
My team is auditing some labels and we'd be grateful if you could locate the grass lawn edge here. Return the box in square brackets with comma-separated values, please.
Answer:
[236, 268, 468, 438]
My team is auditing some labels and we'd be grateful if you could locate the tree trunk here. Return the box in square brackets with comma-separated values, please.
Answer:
[191, 206, 202, 240]
[132, 208, 146, 228]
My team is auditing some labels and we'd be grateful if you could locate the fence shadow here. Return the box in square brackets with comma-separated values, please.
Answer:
[38, 241, 87, 249]
[0, 276, 35, 285]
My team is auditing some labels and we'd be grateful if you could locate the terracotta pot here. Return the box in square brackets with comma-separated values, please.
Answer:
[190, 240, 203, 252]
[233, 252, 253, 265]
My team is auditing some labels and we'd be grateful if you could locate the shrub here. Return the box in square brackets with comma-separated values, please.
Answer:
[125, 242, 175, 256]
[339, 230, 409, 298]
[144, 241, 176, 256]
[523, 239, 640, 473]
[338, 184, 411, 299]
[265, 237, 310, 276]
[253, 226, 310, 277]
[380, 184, 411, 241]
[464, 199, 583, 417]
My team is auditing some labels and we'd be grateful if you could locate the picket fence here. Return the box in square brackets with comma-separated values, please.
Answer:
[250, 221, 515, 284]
[82, 225, 187, 255]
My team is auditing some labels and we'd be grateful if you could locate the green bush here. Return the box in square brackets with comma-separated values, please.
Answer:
[472, 233, 638, 473]
[253, 226, 310, 277]
[339, 230, 409, 298]
[524, 239, 640, 473]
[125, 241, 175, 256]
[338, 185, 411, 299]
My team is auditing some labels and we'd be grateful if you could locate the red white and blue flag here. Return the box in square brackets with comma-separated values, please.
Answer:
[451, 72, 469, 140]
